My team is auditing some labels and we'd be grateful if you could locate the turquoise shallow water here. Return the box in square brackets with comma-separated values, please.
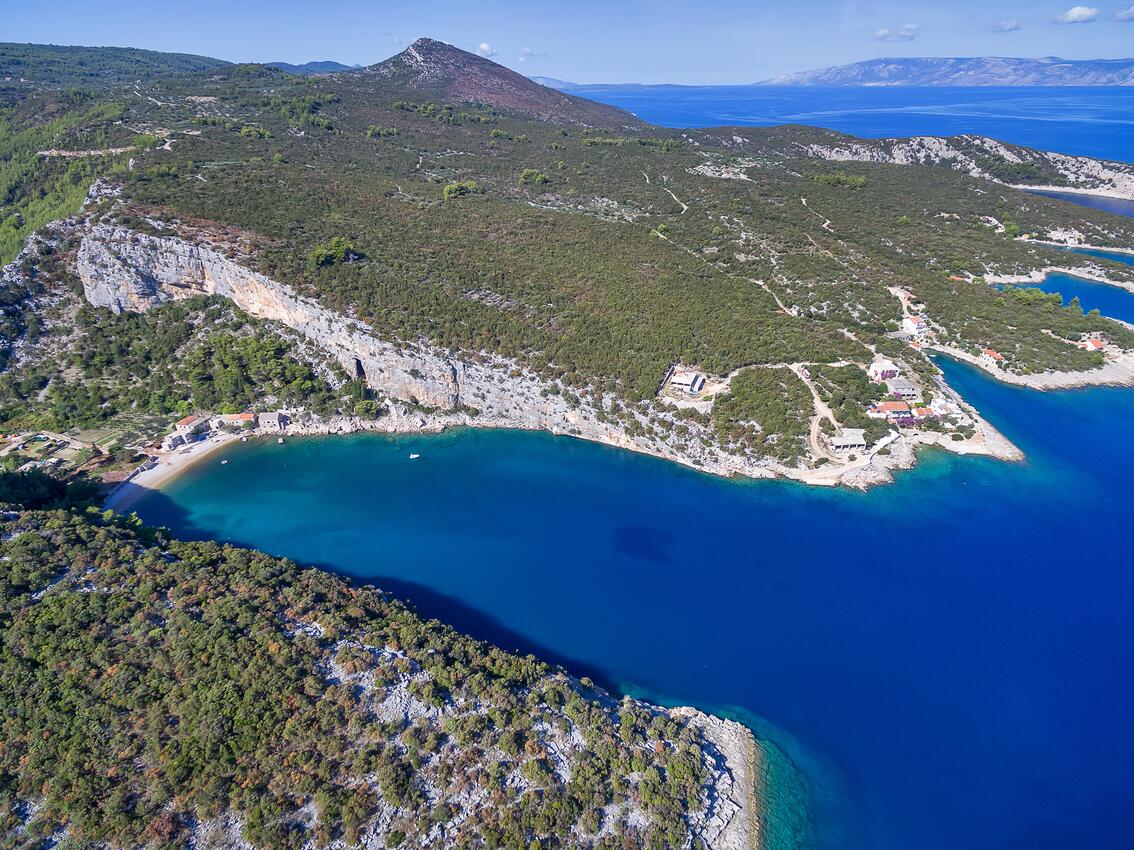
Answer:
[134, 356, 1134, 850]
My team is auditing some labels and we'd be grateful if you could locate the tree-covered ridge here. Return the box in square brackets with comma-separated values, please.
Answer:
[5, 41, 1134, 469]
[0, 43, 229, 90]
[103, 59, 1134, 390]
[0, 505, 731, 850]
[0, 89, 133, 264]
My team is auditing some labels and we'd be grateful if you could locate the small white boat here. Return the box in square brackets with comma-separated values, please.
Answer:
[220, 459, 228, 465]
[409, 453, 420, 459]
[240, 436, 248, 442]
[278, 437, 285, 444]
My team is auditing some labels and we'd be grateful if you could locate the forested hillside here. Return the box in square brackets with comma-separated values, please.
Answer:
[0, 490, 746, 850]
[4, 39, 1134, 477]
[0, 43, 229, 89]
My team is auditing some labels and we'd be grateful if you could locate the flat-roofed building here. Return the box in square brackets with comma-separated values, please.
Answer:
[669, 368, 707, 395]
[830, 428, 867, 452]
[259, 412, 289, 432]
[885, 377, 921, 400]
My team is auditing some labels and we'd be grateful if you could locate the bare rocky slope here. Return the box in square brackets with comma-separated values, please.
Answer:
[360, 38, 643, 127]
[799, 133, 1134, 201]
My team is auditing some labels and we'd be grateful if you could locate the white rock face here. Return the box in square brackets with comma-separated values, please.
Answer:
[71, 222, 1022, 488]
[78, 225, 461, 409]
[73, 224, 724, 470]
[804, 134, 1134, 200]
[672, 708, 761, 850]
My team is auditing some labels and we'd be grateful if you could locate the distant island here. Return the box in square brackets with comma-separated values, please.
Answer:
[759, 56, 1134, 87]
[534, 57, 1134, 90]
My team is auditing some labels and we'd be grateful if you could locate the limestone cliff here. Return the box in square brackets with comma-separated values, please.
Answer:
[71, 220, 1019, 489]
[74, 223, 739, 475]
[77, 225, 461, 409]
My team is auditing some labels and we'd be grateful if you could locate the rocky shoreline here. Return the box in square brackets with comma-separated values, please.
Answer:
[985, 263, 1134, 295]
[74, 221, 1025, 491]
[930, 343, 1134, 391]
[672, 707, 763, 850]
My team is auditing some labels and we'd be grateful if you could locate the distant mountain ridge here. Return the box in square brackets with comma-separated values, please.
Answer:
[762, 56, 1134, 87]
[528, 76, 577, 91]
[267, 60, 359, 76]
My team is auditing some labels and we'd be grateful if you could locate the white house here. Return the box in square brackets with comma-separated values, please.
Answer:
[669, 368, 707, 395]
[867, 358, 899, 382]
[174, 413, 211, 437]
[830, 429, 867, 452]
[980, 348, 1005, 367]
[884, 377, 921, 401]
[902, 316, 929, 338]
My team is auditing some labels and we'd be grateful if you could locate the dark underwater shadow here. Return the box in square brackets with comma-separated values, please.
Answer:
[124, 487, 617, 689]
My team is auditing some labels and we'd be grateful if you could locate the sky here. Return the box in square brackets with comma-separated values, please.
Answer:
[4, 1, 1134, 83]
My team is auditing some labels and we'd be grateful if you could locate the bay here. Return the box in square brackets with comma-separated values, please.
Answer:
[130, 86, 1134, 850]
[133, 355, 1134, 850]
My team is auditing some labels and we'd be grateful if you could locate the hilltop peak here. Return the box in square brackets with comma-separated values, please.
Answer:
[366, 37, 642, 127]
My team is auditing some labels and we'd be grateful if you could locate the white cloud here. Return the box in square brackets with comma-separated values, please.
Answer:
[990, 20, 1021, 33]
[515, 47, 546, 63]
[475, 42, 497, 58]
[1116, 4, 1134, 20]
[1053, 6, 1098, 23]
[874, 23, 920, 41]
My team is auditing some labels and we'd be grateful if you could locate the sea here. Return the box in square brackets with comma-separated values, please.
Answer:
[132, 88, 1134, 850]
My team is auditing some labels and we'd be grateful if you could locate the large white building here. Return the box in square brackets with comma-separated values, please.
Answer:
[830, 429, 867, 452]
[902, 316, 929, 338]
[669, 368, 707, 395]
[884, 377, 921, 401]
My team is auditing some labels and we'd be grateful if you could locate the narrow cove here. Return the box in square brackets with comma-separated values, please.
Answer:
[132, 356, 1134, 850]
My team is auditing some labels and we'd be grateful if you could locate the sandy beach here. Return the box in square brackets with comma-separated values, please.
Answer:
[104, 431, 241, 512]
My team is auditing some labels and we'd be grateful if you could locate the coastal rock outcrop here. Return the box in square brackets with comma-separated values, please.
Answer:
[802, 134, 1134, 201]
[77, 225, 461, 409]
[72, 221, 1023, 488]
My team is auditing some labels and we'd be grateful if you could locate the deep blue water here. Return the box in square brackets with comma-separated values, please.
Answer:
[1009, 249, 1134, 323]
[1027, 271, 1134, 324]
[134, 356, 1134, 850]
[570, 85, 1134, 162]
[1029, 190, 1134, 217]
